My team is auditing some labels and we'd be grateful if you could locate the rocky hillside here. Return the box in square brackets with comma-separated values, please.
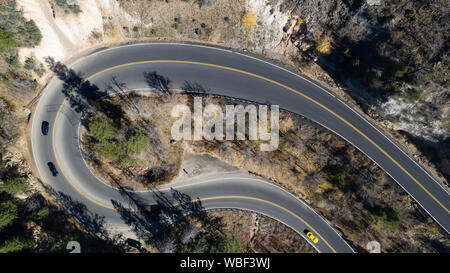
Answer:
[16, 0, 448, 181]
[2, 0, 447, 252]
[188, 95, 449, 253]
[276, 0, 449, 181]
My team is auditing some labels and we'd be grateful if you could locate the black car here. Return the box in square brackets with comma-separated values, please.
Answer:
[125, 238, 142, 250]
[47, 162, 58, 176]
[41, 121, 49, 135]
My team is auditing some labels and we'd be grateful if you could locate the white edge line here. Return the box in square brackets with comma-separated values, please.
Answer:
[38, 43, 448, 250]
[57, 88, 353, 252]
[316, 119, 449, 234]
[72, 42, 445, 192]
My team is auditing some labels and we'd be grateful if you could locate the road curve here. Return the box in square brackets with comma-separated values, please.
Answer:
[31, 43, 449, 252]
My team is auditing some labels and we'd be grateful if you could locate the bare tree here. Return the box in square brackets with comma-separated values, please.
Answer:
[156, 234, 177, 253]
[180, 222, 200, 244]
[106, 76, 141, 114]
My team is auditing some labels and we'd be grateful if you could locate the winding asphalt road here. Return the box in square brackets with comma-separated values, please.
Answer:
[31, 43, 449, 253]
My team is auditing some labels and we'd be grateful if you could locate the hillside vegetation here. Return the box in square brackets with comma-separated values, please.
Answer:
[0, 0, 44, 103]
[0, 0, 447, 253]
[0, 1, 120, 253]
[279, 0, 449, 181]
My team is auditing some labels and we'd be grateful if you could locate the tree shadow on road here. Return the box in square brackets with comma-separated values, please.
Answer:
[45, 57, 107, 114]
[108, 175, 224, 251]
[144, 71, 172, 95]
[42, 184, 124, 247]
[181, 80, 209, 94]
[43, 59, 227, 251]
[45, 57, 128, 125]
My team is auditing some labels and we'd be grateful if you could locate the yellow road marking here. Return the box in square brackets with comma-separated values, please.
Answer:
[197, 196, 337, 252]
[132, 195, 337, 252]
[48, 59, 447, 251]
[57, 59, 447, 213]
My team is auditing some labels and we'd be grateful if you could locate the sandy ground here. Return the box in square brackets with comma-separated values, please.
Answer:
[17, 0, 105, 65]
[173, 153, 240, 182]
[16, 0, 290, 71]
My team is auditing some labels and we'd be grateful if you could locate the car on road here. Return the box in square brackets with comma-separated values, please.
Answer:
[47, 162, 58, 176]
[304, 229, 319, 243]
[41, 121, 49, 135]
[126, 238, 142, 250]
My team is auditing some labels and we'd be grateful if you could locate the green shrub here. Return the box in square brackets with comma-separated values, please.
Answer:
[31, 79, 39, 92]
[6, 54, 19, 68]
[325, 165, 351, 190]
[150, 28, 161, 36]
[35, 207, 49, 221]
[343, 48, 351, 57]
[0, 147, 3, 168]
[0, 28, 18, 53]
[0, 236, 34, 253]
[120, 157, 138, 169]
[394, 66, 408, 78]
[23, 20, 42, 45]
[180, 235, 209, 253]
[370, 77, 384, 89]
[56, 0, 67, 9]
[89, 117, 118, 142]
[126, 130, 148, 155]
[406, 88, 421, 102]
[51, 234, 76, 252]
[98, 141, 124, 159]
[0, 200, 19, 229]
[224, 235, 242, 253]
[1, 177, 27, 194]
[369, 205, 402, 227]
[180, 233, 242, 253]
[24, 57, 36, 70]
[0, 1, 41, 49]
[68, 4, 81, 14]
[56, 0, 81, 14]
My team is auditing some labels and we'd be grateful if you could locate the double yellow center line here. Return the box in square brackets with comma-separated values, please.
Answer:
[49, 59, 447, 253]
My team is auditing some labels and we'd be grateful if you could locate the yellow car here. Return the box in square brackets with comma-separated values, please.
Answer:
[304, 230, 319, 243]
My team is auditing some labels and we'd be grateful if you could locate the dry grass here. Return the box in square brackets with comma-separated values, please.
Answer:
[165, 210, 316, 253]
[80, 93, 186, 190]
[185, 95, 449, 253]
